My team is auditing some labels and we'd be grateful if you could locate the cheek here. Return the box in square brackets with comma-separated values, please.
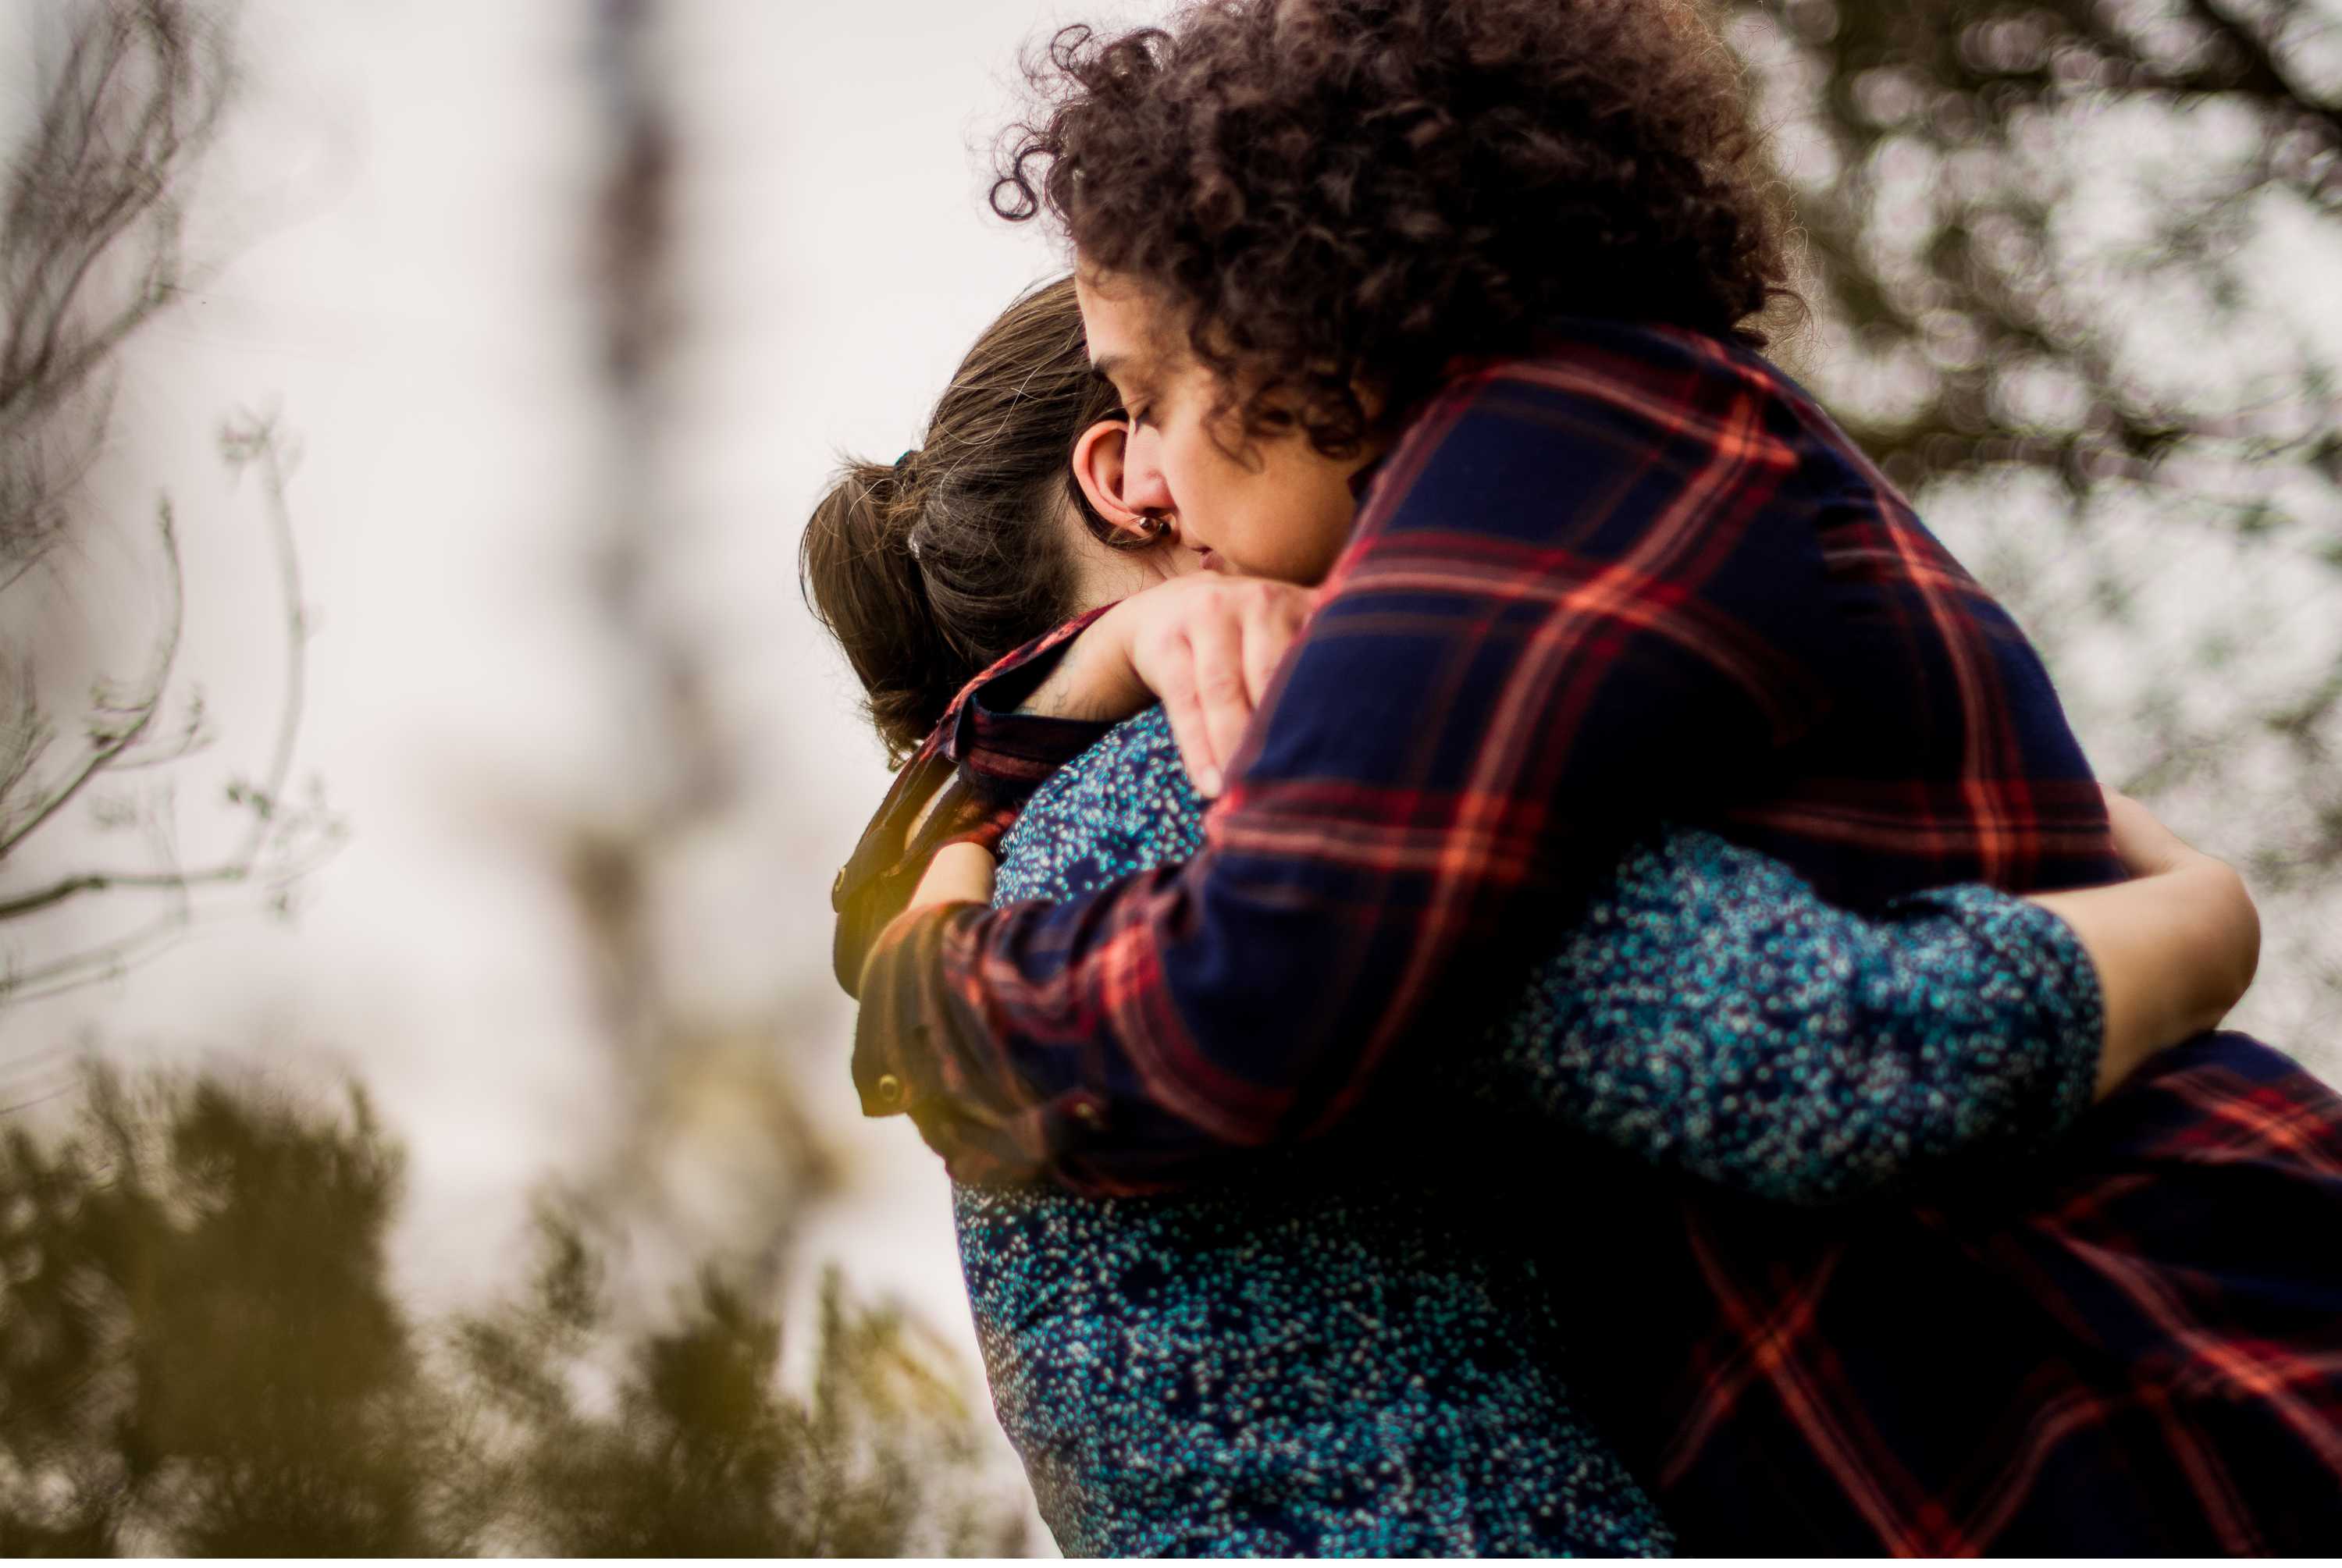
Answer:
[1252, 476, 1354, 586]
[1161, 428, 1222, 523]
[1309, 478, 1360, 569]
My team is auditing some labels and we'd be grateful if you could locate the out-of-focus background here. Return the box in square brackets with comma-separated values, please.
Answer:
[1, 0, 2335, 1552]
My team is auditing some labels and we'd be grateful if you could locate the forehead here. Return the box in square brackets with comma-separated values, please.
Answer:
[1074, 268, 1173, 372]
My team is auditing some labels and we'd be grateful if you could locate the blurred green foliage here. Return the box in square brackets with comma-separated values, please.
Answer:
[0, 1065, 1024, 1556]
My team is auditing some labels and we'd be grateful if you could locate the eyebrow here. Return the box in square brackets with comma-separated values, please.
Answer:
[1089, 352, 1130, 383]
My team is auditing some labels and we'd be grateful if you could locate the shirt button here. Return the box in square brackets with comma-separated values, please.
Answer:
[874, 1074, 905, 1108]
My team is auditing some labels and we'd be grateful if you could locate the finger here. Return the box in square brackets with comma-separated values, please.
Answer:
[1183, 603, 1253, 795]
[1148, 631, 1224, 796]
[1238, 585, 1306, 709]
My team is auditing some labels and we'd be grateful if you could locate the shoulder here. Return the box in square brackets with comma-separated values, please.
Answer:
[1346, 322, 1846, 592]
[1363, 321, 1825, 532]
[1443, 318, 1803, 428]
[994, 706, 1206, 903]
[1036, 706, 1185, 800]
[1001, 705, 1205, 861]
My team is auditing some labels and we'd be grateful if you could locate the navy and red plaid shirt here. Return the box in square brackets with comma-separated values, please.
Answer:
[829, 605, 1111, 1000]
[842, 318, 2342, 1550]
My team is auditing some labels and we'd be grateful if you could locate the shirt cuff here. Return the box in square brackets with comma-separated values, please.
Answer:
[851, 901, 1105, 1186]
[1902, 883, 2105, 1136]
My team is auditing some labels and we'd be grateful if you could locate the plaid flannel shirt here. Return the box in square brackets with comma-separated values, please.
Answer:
[837, 318, 2342, 1550]
[828, 605, 1111, 999]
[852, 318, 2120, 1179]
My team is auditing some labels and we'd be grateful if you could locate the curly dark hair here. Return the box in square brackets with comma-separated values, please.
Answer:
[993, 0, 1796, 455]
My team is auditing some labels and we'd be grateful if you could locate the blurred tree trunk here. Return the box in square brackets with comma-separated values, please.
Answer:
[553, 0, 838, 1290]
[1720, 0, 2342, 1051]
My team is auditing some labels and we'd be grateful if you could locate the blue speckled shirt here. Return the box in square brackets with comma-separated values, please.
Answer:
[957, 706, 2100, 1556]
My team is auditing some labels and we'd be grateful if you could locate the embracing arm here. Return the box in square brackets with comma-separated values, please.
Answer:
[902, 745, 2255, 1207]
[851, 337, 2244, 1196]
[1478, 801, 2256, 1207]
[2031, 791, 2259, 1097]
[828, 607, 1127, 999]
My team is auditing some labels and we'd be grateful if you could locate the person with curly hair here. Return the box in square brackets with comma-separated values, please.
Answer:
[810, 279, 2262, 1555]
[850, 0, 2342, 1553]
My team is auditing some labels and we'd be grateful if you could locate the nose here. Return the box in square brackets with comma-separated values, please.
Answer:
[1122, 420, 1176, 519]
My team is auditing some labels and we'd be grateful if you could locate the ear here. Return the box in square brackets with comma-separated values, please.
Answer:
[1071, 419, 1162, 543]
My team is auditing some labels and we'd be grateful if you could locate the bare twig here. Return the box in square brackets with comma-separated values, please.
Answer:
[0, 423, 342, 1003]
[0, 5, 345, 1020]
[219, 414, 308, 865]
[1, 0, 230, 587]
[0, 498, 183, 859]
[0, 860, 265, 924]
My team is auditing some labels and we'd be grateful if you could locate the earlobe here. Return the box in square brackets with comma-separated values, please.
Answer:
[1072, 420, 1159, 543]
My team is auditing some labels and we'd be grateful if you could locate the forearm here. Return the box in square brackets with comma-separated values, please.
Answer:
[856, 869, 1298, 1193]
[2029, 858, 2258, 1097]
[1476, 830, 2102, 1206]
[832, 609, 1134, 997]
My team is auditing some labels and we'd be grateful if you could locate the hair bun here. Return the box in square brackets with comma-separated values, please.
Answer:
[801, 456, 953, 762]
[799, 276, 1116, 767]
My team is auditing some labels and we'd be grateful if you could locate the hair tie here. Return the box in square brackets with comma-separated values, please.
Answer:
[894, 448, 917, 471]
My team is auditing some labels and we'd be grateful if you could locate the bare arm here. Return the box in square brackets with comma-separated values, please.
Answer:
[2030, 791, 2259, 1099]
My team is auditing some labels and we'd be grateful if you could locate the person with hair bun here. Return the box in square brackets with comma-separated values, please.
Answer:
[810, 280, 2280, 1552]
[802, 278, 1172, 768]
[848, 0, 2342, 1554]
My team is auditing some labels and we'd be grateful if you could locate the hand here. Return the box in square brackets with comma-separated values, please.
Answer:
[909, 841, 995, 912]
[1098, 574, 1314, 795]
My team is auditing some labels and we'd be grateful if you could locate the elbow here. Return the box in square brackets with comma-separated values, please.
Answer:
[2198, 860, 2262, 1027]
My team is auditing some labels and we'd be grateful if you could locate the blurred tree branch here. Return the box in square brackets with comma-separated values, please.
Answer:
[0, 0, 227, 575]
[1728, 0, 2342, 1044]
[0, 2, 342, 1019]
[543, 0, 838, 1281]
